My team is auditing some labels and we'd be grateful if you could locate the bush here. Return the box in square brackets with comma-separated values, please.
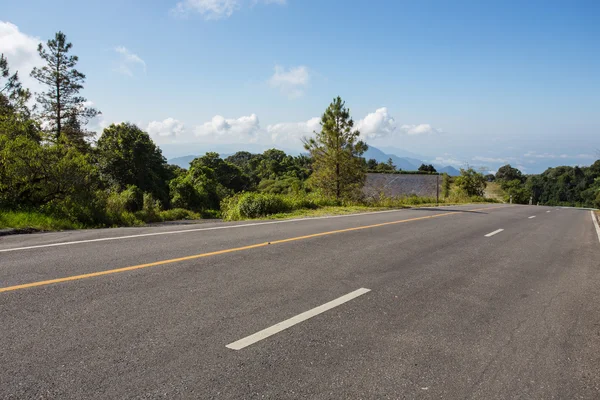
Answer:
[454, 168, 487, 197]
[136, 193, 162, 223]
[158, 208, 201, 221]
[234, 192, 290, 219]
[258, 177, 304, 194]
[221, 192, 339, 220]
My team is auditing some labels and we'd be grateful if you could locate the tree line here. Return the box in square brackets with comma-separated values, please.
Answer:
[490, 163, 600, 207]
[1, 31, 598, 229]
[0, 32, 374, 226]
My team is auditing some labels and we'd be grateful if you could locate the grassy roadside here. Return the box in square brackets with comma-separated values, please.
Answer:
[0, 199, 502, 233]
[484, 182, 505, 202]
[0, 208, 204, 233]
[0, 211, 83, 232]
[228, 201, 501, 221]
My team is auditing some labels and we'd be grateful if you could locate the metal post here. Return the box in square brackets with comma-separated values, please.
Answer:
[529, 196, 533, 205]
[510, 195, 513, 204]
[436, 174, 439, 206]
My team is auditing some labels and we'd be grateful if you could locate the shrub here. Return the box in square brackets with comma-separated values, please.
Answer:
[136, 193, 162, 223]
[158, 208, 201, 221]
[221, 192, 345, 220]
[0, 210, 82, 231]
[236, 192, 290, 218]
[258, 177, 304, 194]
[454, 168, 487, 197]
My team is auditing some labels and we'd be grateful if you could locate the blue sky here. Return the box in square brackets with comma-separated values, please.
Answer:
[1, 0, 599, 172]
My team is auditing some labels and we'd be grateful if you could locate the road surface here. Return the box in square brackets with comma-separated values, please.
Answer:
[1, 204, 599, 399]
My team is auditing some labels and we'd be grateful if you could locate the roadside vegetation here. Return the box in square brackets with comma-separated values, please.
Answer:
[1, 31, 598, 232]
[486, 164, 600, 207]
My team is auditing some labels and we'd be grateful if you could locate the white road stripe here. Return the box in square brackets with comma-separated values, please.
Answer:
[0, 208, 439, 254]
[484, 229, 504, 237]
[226, 288, 371, 350]
[546, 211, 551, 213]
[591, 211, 600, 244]
[528, 216, 536, 219]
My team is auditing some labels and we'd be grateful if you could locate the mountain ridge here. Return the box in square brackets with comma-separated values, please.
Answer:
[166, 145, 461, 176]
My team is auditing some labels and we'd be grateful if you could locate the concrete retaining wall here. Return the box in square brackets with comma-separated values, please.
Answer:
[363, 173, 439, 198]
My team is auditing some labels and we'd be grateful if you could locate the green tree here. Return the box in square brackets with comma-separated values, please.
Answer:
[366, 158, 378, 170]
[495, 164, 524, 183]
[441, 173, 451, 198]
[502, 179, 531, 204]
[0, 134, 97, 210]
[303, 96, 368, 200]
[375, 159, 395, 172]
[97, 123, 171, 205]
[418, 163, 437, 173]
[455, 168, 487, 197]
[191, 152, 250, 193]
[1, 53, 31, 117]
[30, 31, 99, 144]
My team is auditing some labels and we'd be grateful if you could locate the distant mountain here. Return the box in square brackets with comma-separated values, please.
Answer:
[365, 146, 461, 175]
[159, 143, 298, 160]
[363, 146, 420, 171]
[436, 165, 460, 176]
[166, 144, 461, 176]
[168, 155, 200, 169]
[376, 146, 427, 160]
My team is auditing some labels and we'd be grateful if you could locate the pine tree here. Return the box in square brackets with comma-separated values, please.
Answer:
[30, 31, 99, 145]
[303, 96, 368, 200]
[0, 53, 31, 116]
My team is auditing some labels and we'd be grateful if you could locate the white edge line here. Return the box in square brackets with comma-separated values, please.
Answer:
[0, 205, 486, 254]
[0, 210, 410, 253]
[226, 288, 371, 350]
[591, 211, 600, 244]
[484, 229, 504, 237]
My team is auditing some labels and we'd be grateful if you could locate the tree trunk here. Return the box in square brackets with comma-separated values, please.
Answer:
[55, 51, 62, 142]
[336, 162, 340, 200]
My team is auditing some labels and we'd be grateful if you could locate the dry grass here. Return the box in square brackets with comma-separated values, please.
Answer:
[484, 182, 505, 201]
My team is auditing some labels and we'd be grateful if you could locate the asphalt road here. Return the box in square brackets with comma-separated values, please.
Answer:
[1, 204, 599, 399]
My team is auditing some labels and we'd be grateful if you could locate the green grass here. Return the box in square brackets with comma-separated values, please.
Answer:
[0, 208, 204, 232]
[225, 199, 500, 221]
[1, 195, 501, 232]
[0, 210, 83, 231]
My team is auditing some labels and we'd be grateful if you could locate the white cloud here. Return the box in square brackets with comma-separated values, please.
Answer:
[171, 0, 284, 19]
[354, 107, 441, 139]
[356, 107, 396, 140]
[253, 0, 286, 4]
[472, 156, 508, 163]
[400, 123, 441, 135]
[114, 46, 146, 76]
[0, 21, 43, 93]
[524, 151, 569, 159]
[268, 65, 310, 98]
[147, 118, 185, 138]
[431, 156, 462, 166]
[172, 0, 239, 19]
[195, 113, 260, 141]
[267, 117, 320, 145]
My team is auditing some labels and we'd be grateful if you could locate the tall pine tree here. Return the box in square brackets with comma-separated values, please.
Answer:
[30, 32, 99, 147]
[303, 96, 368, 200]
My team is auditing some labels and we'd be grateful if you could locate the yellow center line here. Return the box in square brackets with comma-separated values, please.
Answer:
[0, 205, 512, 293]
